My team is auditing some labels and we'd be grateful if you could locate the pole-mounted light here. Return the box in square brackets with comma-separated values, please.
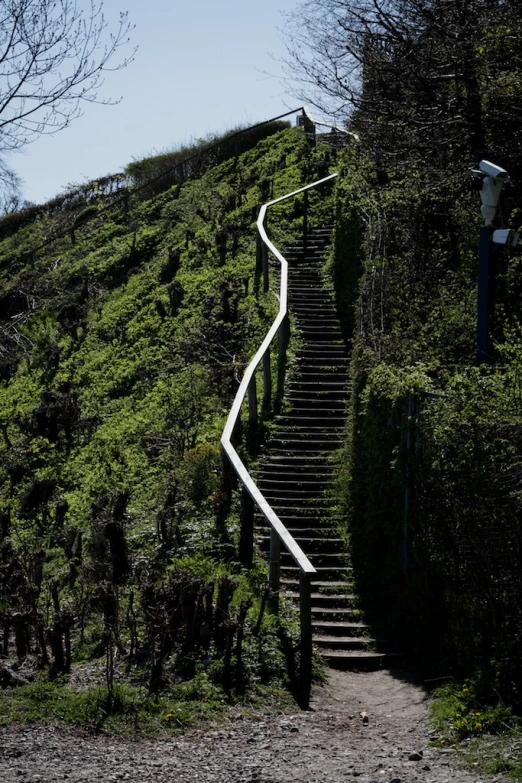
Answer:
[471, 160, 518, 364]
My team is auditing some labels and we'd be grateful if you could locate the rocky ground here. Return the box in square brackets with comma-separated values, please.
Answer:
[0, 668, 502, 783]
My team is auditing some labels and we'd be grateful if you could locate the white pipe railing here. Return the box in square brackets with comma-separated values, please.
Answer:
[221, 172, 338, 704]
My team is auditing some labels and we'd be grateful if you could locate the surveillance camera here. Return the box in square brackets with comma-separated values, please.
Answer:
[472, 161, 510, 225]
[470, 160, 513, 225]
[478, 160, 509, 180]
[492, 228, 520, 247]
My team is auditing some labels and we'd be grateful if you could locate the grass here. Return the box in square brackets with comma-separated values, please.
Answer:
[0, 672, 293, 737]
[430, 680, 522, 780]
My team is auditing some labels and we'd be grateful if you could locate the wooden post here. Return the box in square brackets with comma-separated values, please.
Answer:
[279, 314, 290, 359]
[256, 230, 263, 277]
[299, 570, 313, 709]
[303, 190, 309, 257]
[262, 243, 269, 293]
[239, 487, 254, 568]
[263, 351, 272, 409]
[269, 529, 281, 612]
[221, 447, 235, 502]
[248, 375, 258, 428]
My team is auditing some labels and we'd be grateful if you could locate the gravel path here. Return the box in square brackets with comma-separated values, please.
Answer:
[0, 668, 497, 783]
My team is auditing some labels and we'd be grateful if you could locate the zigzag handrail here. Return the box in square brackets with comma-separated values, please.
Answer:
[221, 171, 338, 704]
[221, 172, 337, 571]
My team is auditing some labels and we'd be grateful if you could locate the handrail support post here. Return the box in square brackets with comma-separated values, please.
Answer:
[262, 243, 269, 293]
[279, 314, 290, 359]
[303, 190, 309, 257]
[262, 352, 272, 409]
[269, 529, 281, 612]
[248, 375, 258, 428]
[239, 488, 254, 568]
[256, 230, 263, 276]
[299, 570, 313, 709]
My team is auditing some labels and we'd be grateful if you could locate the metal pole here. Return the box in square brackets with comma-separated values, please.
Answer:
[477, 225, 494, 365]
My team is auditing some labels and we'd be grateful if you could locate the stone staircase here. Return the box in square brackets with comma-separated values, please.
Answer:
[254, 226, 388, 670]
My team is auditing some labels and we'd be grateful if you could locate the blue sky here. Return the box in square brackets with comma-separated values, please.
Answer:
[8, 0, 301, 204]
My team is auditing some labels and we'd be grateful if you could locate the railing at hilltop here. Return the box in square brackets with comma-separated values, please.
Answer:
[0, 108, 306, 252]
[221, 173, 338, 707]
[2, 107, 353, 267]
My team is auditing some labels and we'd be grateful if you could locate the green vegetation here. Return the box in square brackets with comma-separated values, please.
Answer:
[430, 680, 522, 779]
[328, 149, 522, 700]
[0, 673, 292, 736]
[3, 0, 522, 754]
[431, 680, 517, 744]
[0, 124, 336, 728]
[295, 0, 522, 754]
[124, 120, 292, 196]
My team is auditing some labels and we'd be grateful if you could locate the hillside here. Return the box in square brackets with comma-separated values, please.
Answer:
[0, 123, 338, 725]
[2, 98, 522, 760]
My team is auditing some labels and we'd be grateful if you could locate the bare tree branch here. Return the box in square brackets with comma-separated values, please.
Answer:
[0, 0, 135, 183]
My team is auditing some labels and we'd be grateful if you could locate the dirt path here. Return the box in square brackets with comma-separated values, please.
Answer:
[0, 668, 496, 783]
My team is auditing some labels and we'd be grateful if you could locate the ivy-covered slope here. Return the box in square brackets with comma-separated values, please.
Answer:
[0, 126, 334, 706]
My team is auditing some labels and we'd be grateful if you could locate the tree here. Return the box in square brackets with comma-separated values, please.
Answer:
[283, 0, 522, 170]
[0, 0, 135, 196]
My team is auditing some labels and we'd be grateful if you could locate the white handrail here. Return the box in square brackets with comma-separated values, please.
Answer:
[221, 172, 338, 574]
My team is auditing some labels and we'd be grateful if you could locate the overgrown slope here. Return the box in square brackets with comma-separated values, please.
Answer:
[326, 27, 522, 711]
[0, 125, 335, 717]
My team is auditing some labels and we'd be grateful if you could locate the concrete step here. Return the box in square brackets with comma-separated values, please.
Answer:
[313, 635, 375, 649]
[281, 578, 355, 592]
[311, 607, 361, 621]
[265, 517, 339, 531]
[283, 401, 346, 413]
[284, 591, 357, 606]
[270, 426, 344, 439]
[256, 478, 331, 492]
[281, 382, 349, 394]
[313, 621, 370, 637]
[286, 382, 348, 393]
[258, 536, 345, 553]
[299, 343, 348, 352]
[295, 356, 349, 366]
[259, 453, 337, 465]
[274, 416, 346, 429]
[259, 492, 331, 508]
[257, 487, 328, 501]
[280, 552, 348, 567]
[320, 650, 390, 671]
[255, 504, 336, 519]
[280, 565, 352, 580]
[255, 466, 334, 478]
[265, 439, 343, 453]
[257, 515, 338, 529]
